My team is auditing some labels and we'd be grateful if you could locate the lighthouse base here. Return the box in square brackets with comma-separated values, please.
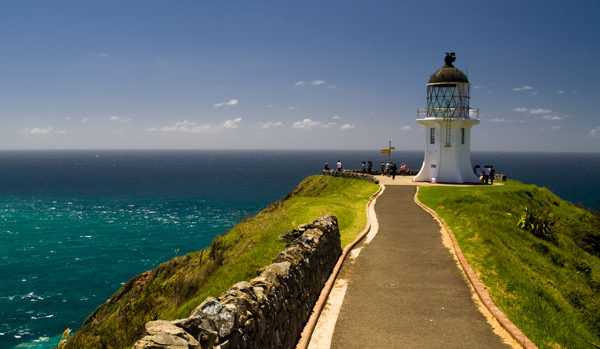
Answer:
[413, 118, 480, 184]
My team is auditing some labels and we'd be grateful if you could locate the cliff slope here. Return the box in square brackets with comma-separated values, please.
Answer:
[64, 175, 377, 348]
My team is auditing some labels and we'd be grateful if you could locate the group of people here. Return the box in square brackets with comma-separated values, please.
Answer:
[376, 161, 410, 177]
[323, 160, 344, 171]
[473, 164, 495, 184]
[324, 160, 410, 181]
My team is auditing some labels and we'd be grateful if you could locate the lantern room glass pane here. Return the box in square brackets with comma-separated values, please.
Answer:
[426, 84, 470, 118]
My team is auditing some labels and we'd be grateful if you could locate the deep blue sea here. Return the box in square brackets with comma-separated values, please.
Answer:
[1, 150, 599, 348]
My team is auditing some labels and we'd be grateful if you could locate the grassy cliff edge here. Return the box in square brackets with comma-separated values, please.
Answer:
[64, 175, 378, 348]
[418, 180, 600, 348]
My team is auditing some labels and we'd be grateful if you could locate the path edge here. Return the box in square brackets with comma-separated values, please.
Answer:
[295, 183, 385, 349]
[413, 186, 537, 349]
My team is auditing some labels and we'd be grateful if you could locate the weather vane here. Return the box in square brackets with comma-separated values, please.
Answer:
[444, 52, 456, 66]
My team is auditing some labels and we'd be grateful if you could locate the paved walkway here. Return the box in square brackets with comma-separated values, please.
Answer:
[328, 185, 510, 348]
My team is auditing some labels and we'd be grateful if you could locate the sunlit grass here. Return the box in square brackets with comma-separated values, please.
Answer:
[418, 180, 600, 348]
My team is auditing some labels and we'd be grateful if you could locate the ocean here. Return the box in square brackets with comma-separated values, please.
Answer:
[1, 150, 599, 348]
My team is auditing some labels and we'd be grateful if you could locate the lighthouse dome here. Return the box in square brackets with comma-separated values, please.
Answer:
[428, 52, 469, 84]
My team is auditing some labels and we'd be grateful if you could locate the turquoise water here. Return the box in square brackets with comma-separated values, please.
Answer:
[1, 150, 599, 348]
[1, 195, 256, 347]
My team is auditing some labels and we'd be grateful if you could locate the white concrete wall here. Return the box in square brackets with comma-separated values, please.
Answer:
[414, 118, 479, 183]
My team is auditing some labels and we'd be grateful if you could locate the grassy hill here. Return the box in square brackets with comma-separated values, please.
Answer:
[418, 180, 600, 348]
[64, 175, 378, 348]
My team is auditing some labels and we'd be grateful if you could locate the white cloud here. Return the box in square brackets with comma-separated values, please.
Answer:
[27, 127, 52, 135]
[340, 123, 355, 130]
[92, 52, 109, 58]
[147, 120, 212, 133]
[490, 118, 506, 123]
[513, 107, 528, 113]
[258, 121, 283, 129]
[529, 108, 552, 114]
[287, 106, 295, 110]
[588, 127, 600, 138]
[295, 79, 332, 87]
[23, 127, 66, 135]
[65, 116, 71, 121]
[557, 90, 565, 94]
[401, 125, 412, 130]
[214, 99, 239, 107]
[512, 85, 534, 92]
[293, 118, 321, 129]
[109, 115, 131, 123]
[322, 122, 337, 128]
[541, 115, 563, 120]
[222, 117, 242, 129]
[332, 115, 341, 120]
[81, 117, 89, 123]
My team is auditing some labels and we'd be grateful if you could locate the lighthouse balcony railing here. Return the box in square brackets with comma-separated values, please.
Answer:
[417, 108, 479, 120]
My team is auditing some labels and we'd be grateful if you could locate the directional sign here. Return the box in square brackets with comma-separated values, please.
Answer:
[380, 149, 390, 154]
[390, 147, 396, 150]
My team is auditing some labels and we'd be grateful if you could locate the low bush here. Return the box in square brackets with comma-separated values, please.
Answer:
[517, 207, 558, 243]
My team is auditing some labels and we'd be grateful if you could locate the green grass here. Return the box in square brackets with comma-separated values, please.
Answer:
[65, 175, 378, 348]
[418, 180, 600, 349]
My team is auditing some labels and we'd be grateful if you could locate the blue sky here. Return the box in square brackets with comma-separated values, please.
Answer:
[1, 1, 599, 152]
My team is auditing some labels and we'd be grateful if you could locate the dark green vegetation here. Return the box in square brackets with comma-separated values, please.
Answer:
[418, 180, 600, 349]
[65, 175, 378, 348]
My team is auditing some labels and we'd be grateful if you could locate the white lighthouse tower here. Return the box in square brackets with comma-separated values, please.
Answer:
[413, 52, 480, 184]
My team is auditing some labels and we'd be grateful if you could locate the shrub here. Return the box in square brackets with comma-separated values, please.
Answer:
[517, 207, 558, 243]
[575, 261, 592, 277]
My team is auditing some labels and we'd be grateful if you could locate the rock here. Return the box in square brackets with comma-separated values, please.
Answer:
[278, 229, 301, 242]
[191, 297, 222, 317]
[145, 320, 194, 340]
[172, 317, 217, 346]
[133, 333, 197, 349]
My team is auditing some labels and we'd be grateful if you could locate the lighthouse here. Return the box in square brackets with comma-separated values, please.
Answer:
[413, 52, 480, 184]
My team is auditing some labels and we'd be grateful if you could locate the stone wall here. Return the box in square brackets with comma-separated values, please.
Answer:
[322, 169, 379, 184]
[134, 216, 342, 349]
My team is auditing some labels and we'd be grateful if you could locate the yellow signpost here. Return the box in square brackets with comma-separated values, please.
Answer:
[381, 141, 395, 163]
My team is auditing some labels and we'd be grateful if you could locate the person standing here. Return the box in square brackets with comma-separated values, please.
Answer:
[482, 165, 490, 184]
[367, 160, 373, 174]
[490, 165, 495, 184]
[324, 161, 329, 171]
[361, 161, 366, 173]
[474, 164, 482, 182]
[391, 162, 398, 180]
[336, 160, 343, 172]
[379, 162, 385, 174]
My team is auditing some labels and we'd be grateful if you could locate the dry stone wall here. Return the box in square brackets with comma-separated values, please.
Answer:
[134, 216, 342, 349]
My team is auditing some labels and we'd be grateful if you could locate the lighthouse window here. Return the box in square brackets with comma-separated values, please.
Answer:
[430, 128, 435, 144]
[461, 128, 465, 144]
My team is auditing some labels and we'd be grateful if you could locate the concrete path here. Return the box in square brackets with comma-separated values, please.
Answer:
[328, 185, 510, 348]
